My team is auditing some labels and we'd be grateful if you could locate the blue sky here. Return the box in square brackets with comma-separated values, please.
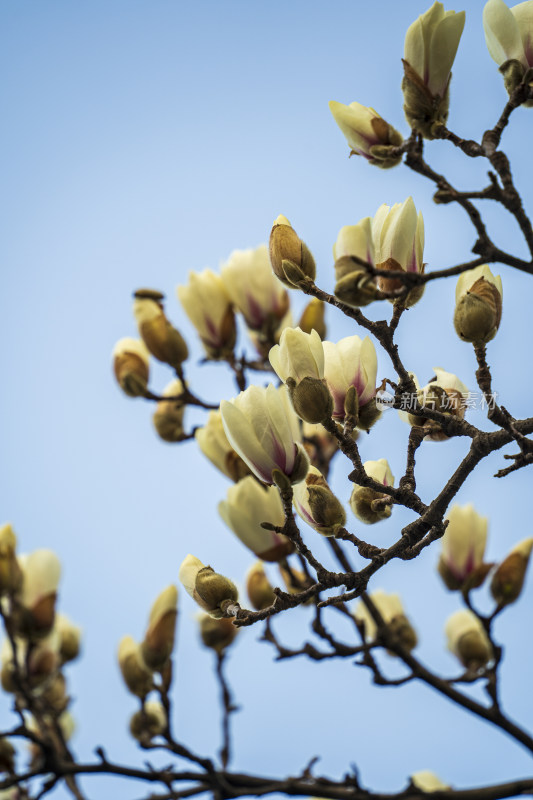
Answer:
[2, 1, 533, 798]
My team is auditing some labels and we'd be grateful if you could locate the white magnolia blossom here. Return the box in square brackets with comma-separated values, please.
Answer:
[19, 550, 61, 611]
[333, 218, 375, 264]
[220, 245, 288, 330]
[218, 477, 290, 560]
[178, 555, 205, 599]
[220, 385, 309, 485]
[404, 2, 466, 96]
[354, 590, 405, 641]
[364, 459, 395, 487]
[195, 410, 249, 481]
[269, 327, 324, 383]
[328, 102, 401, 163]
[323, 336, 377, 420]
[445, 609, 493, 667]
[373, 197, 424, 274]
[112, 337, 150, 365]
[439, 504, 488, 587]
[483, 0, 533, 67]
[177, 269, 234, 355]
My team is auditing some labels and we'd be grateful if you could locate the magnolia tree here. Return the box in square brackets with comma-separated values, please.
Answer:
[3, 0, 533, 798]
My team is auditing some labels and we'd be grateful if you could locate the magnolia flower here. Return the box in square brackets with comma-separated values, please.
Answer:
[323, 336, 378, 428]
[354, 590, 417, 652]
[269, 215, 316, 288]
[112, 337, 151, 398]
[246, 561, 276, 611]
[218, 477, 292, 561]
[490, 537, 533, 605]
[411, 771, 450, 792]
[18, 550, 61, 635]
[403, 3, 465, 136]
[1, 630, 61, 690]
[0, 523, 22, 595]
[141, 585, 178, 670]
[195, 410, 251, 481]
[220, 245, 289, 331]
[55, 613, 82, 664]
[328, 101, 403, 167]
[484, 0, 533, 99]
[130, 700, 167, 741]
[350, 459, 395, 524]
[403, 368, 469, 441]
[133, 292, 188, 368]
[373, 198, 425, 307]
[293, 466, 346, 536]
[298, 298, 326, 339]
[270, 328, 331, 423]
[177, 269, 236, 358]
[118, 636, 153, 698]
[220, 385, 309, 485]
[333, 218, 375, 265]
[197, 615, 238, 653]
[178, 555, 238, 619]
[438, 504, 488, 591]
[445, 609, 493, 669]
[333, 218, 380, 308]
[454, 265, 503, 344]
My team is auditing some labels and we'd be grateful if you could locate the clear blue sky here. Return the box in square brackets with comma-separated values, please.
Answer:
[2, 1, 533, 798]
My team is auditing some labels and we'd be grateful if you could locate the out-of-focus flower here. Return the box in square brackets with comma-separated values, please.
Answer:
[133, 290, 188, 368]
[130, 701, 167, 742]
[177, 270, 236, 358]
[220, 385, 309, 485]
[491, 537, 533, 605]
[293, 466, 346, 536]
[354, 590, 417, 652]
[269, 216, 316, 288]
[55, 614, 82, 664]
[220, 245, 289, 332]
[1, 631, 61, 691]
[373, 198, 425, 307]
[301, 421, 340, 470]
[141, 585, 178, 670]
[329, 101, 403, 167]
[153, 379, 186, 443]
[298, 298, 326, 339]
[219, 477, 292, 561]
[404, 368, 469, 441]
[454, 265, 503, 344]
[333, 219, 379, 308]
[0, 737, 15, 774]
[195, 410, 252, 482]
[18, 550, 61, 637]
[483, 0, 533, 101]
[445, 609, 493, 669]
[323, 336, 379, 430]
[0, 523, 22, 596]
[198, 614, 238, 653]
[438, 504, 489, 591]
[402, 2, 466, 137]
[411, 771, 450, 792]
[279, 564, 315, 599]
[118, 636, 153, 698]
[179, 555, 238, 619]
[350, 459, 394, 525]
[246, 561, 276, 611]
[113, 337, 151, 398]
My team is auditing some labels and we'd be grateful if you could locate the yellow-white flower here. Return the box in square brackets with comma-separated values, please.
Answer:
[350, 459, 395, 525]
[178, 555, 238, 619]
[328, 102, 403, 167]
[141, 585, 178, 670]
[484, 0, 533, 68]
[445, 609, 493, 669]
[269, 327, 324, 383]
[333, 218, 375, 264]
[220, 245, 289, 331]
[195, 410, 251, 481]
[118, 635, 153, 698]
[177, 269, 236, 357]
[438, 504, 488, 590]
[18, 550, 61, 634]
[354, 590, 417, 651]
[373, 198, 425, 305]
[404, 2, 466, 97]
[112, 337, 151, 398]
[454, 264, 503, 344]
[323, 336, 377, 421]
[403, 367, 469, 440]
[218, 477, 292, 561]
[411, 771, 450, 792]
[220, 385, 309, 485]
[293, 466, 346, 536]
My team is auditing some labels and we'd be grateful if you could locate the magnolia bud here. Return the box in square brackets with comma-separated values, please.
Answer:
[334, 261, 380, 307]
[246, 562, 276, 610]
[279, 564, 315, 598]
[288, 377, 333, 425]
[354, 591, 417, 654]
[112, 337, 151, 398]
[129, 701, 167, 742]
[350, 460, 394, 525]
[56, 614, 82, 664]
[198, 615, 238, 653]
[18, 550, 61, 638]
[0, 523, 22, 596]
[141, 585, 178, 670]
[445, 609, 493, 670]
[438, 504, 489, 592]
[490, 537, 533, 606]
[293, 466, 346, 536]
[298, 299, 326, 339]
[153, 380, 186, 443]
[179, 555, 238, 618]
[41, 672, 69, 714]
[118, 636, 153, 698]
[0, 738, 15, 774]
[454, 265, 503, 345]
[269, 216, 316, 288]
[133, 291, 188, 368]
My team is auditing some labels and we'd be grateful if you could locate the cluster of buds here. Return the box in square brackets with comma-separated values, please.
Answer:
[0, 525, 81, 747]
[402, 2, 465, 137]
[404, 368, 469, 441]
[350, 460, 395, 525]
[454, 265, 503, 345]
[484, 0, 533, 103]
[354, 590, 418, 653]
[179, 555, 238, 619]
[328, 101, 404, 168]
[438, 504, 489, 591]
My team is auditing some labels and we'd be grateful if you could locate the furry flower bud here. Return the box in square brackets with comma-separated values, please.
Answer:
[403, 2, 465, 137]
[179, 555, 238, 619]
[269, 216, 316, 288]
[153, 380, 186, 442]
[438, 504, 489, 591]
[118, 636, 153, 698]
[177, 270, 236, 358]
[484, 0, 533, 102]
[112, 337, 151, 398]
[293, 466, 346, 536]
[445, 609, 493, 670]
[354, 590, 417, 653]
[129, 701, 167, 742]
[198, 615, 238, 653]
[373, 198, 425, 307]
[141, 585, 178, 670]
[350, 460, 394, 524]
[298, 299, 326, 339]
[454, 265, 503, 344]
[133, 291, 188, 368]
[329, 101, 403, 167]
[55, 614, 82, 664]
[490, 537, 533, 605]
[246, 561, 276, 611]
